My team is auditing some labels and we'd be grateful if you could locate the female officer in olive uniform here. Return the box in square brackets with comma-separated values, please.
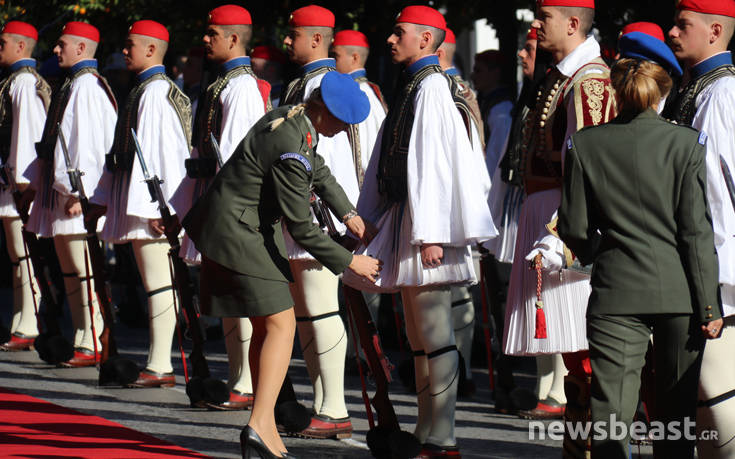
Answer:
[182, 71, 380, 459]
[558, 31, 723, 458]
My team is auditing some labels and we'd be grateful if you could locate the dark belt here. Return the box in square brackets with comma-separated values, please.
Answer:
[185, 157, 217, 179]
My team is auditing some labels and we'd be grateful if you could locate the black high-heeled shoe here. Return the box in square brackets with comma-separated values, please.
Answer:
[240, 425, 282, 459]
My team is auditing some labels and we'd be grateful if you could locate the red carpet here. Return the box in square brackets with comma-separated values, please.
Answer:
[0, 387, 208, 458]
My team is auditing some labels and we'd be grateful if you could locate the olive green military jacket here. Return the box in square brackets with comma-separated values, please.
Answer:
[558, 109, 721, 324]
[182, 105, 355, 282]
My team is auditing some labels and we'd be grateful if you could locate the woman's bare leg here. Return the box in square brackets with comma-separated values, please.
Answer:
[248, 307, 296, 455]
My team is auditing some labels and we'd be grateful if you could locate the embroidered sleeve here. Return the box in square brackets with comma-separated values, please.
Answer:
[574, 75, 616, 130]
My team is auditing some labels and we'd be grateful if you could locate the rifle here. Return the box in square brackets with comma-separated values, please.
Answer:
[343, 285, 420, 458]
[319, 211, 417, 457]
[130, 128, 225, 402]
[57, 125, 117, 362]
[0, 157, 64, 339]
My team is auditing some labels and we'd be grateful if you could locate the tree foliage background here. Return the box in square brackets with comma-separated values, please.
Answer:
[3, 0, 728, 93]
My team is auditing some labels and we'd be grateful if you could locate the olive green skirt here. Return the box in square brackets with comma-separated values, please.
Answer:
[199, 257, 293, 318]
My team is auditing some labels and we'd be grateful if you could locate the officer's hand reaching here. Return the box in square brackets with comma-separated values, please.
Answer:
[344, 214, 379, 245]
[349, 254, 383, 283]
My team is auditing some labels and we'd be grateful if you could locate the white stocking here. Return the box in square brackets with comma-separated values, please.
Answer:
[451, 286, 475, 378]
[223, 317, 253, 394]
[291, 259, 348, 419]
[54, 234, 103, 352]
[132, 239, 176, 374]
[3, 217, 39, 337]
[697, 314, 735, 459]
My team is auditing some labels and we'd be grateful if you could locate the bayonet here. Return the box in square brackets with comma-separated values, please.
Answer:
[210, 133, 224, 168]
[58, 123, 84, 195]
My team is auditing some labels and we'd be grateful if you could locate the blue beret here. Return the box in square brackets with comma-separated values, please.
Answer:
[619, 31, 683, 78]
[320, 71, 370, 125]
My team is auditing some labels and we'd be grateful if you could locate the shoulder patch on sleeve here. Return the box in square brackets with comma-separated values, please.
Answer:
[567, 138, 573, 151]
[280, 152, 312, 171]
[698, 131, 708, 145]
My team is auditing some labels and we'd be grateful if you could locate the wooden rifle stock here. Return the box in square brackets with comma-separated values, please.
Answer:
[343, 284, 400, 431]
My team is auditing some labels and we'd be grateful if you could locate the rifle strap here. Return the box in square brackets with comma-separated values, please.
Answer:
[295, 311, 340, 322]
[147, 285, 174, 297]
[62, 272, 77, 277]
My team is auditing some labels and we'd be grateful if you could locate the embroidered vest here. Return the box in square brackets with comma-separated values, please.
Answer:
[281, 65, 333, 106]
[0, 65, 51, 162]
[669, 65, 735, 126]
[347, 76, 386, 189]
[450, 73, 486, 149]
[378, 64, 441, 203]
[520, 57, 611, 195]
[106, 72, 191, 172]
[194, 64, 266, 159]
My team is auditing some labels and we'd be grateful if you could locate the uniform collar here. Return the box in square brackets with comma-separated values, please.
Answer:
[70, 59, 97, 75]
[692, 51, 733, 79]
[137, 64, 166, 82]
[301, 58, 335, 75]
[221, 56, 251, 74]
[348, 68, 367, 80]
[556, 35, 601, 78]
[8, 58, 36, 73]
[444, 66, 459, 76]
[407, 54, 439, 76]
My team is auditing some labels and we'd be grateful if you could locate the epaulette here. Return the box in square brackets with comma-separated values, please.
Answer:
[269, 104, 305, 131]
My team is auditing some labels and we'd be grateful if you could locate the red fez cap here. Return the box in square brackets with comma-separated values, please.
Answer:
[444, 28, 456, 44]
[677, 0, 735, 18]
[333, 30, 370, 48]
[537, 0, 595, 8]
[396, 5, 447, 30]
[289, 5, 335, 28]
[527, 27, 538, 40]
[1, 21, 38, 41]
[62, 21, 100, 43]
[208, 5, 252, 26]
[251, 45, 287, 63]
[129, 20, 169, 43]
[620, 22, 664, 41]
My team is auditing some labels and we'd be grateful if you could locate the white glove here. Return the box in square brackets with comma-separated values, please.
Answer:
[525, 234, 565, 272]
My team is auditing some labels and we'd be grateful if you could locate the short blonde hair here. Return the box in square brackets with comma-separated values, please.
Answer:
[611, 59, 672, 115]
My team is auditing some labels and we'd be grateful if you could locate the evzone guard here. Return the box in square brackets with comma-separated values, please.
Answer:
[23, 21, 116, 367]
[170, 4, 270, 411]
[88, 19, 191, 388]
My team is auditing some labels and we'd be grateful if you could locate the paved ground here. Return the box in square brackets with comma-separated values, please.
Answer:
[0, 289, 654, 458]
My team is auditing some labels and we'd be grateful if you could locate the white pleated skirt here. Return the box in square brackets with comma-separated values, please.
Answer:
[0, 188, 18, 218]
[484, 182, 524, 264]
[343, 202, 476, 294]
[26, 184, 104, 237]
[502, 188, 590, 356]
[99, 171, 165, 243]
